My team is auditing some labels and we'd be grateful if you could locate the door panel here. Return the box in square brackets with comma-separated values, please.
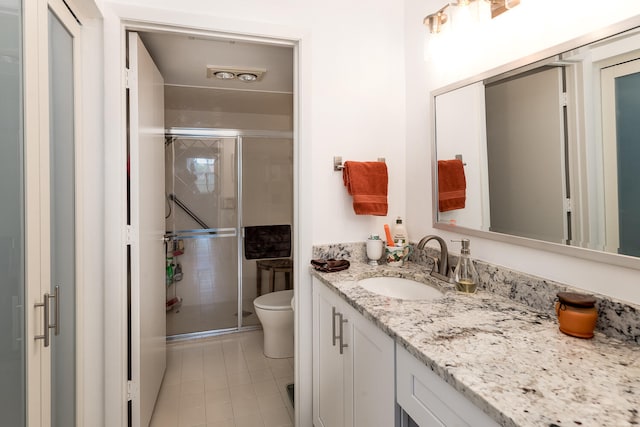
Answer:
[485, 67, 566, 243]
[10, 0, 82, 424]
[241, 136, 293, 327]
[165, 135, 240, 335]
[602, 58, 640, 256]
[614, 70, 640, 256]
[129, 32, 166, 427]
[351, 311, 394, 427]
[313, 284, 345, 427]
[0, 0, 26, 424]
[48, 8, 76, 426]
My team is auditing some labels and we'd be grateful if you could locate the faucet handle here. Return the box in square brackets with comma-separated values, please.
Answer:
[427, 255, 440, 270]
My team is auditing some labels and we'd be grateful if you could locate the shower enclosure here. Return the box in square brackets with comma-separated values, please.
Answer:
[164, 128, 293, 338]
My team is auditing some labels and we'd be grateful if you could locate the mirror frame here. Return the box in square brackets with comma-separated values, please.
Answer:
[431, 15, 640, 271]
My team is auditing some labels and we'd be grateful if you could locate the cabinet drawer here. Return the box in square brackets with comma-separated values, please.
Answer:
[396, 345, 499, 427]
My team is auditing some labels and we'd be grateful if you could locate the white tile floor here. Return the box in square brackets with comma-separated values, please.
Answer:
[150, 330, 294, 427]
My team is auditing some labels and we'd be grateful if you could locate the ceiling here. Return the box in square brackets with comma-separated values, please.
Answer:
[138, 31, 294, 93]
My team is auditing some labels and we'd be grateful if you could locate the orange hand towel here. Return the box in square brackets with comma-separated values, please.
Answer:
[438, 159, 466, 212]
[342, 161, 388, 216]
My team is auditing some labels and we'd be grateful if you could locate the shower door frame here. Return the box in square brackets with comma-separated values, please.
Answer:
[165, 127, 294, 340]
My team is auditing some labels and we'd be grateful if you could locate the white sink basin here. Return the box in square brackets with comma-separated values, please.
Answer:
[358, 277, 444, 301]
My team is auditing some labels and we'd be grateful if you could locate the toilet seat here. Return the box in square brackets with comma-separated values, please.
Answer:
[254, 289, 294, 311]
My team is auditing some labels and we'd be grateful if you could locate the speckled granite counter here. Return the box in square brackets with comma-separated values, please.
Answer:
[311, 261, 640, 427]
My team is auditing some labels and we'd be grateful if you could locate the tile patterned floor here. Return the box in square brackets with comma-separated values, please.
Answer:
[150, 330, 294, 427]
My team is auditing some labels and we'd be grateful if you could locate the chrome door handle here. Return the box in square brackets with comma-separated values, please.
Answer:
[34, 293, 51, 347]
[332, 306, 338, 346]
[34, 285, 60, 347]
[50, 285, 60, 336]
[338, 314, 348, 355]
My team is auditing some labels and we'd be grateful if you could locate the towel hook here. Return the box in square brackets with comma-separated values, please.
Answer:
[334, 156, 386, 171]
[455, 154, 467, 166]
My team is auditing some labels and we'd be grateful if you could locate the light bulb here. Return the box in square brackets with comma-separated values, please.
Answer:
[214, 71, 235, 80]
[237, 73, 258, 82]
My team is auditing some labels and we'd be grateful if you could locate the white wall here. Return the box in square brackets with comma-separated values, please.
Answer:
[405, 0, 640, 305]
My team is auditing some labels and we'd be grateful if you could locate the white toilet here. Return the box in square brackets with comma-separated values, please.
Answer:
[253, 289, 294, 358]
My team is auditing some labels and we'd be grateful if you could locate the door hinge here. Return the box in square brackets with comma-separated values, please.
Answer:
[125, 225, 133, 245]
[127, 380, 137, 401]
[124, 68, 131, 89]
[564, 198, 573, 212]
[561, 92, 568, 107]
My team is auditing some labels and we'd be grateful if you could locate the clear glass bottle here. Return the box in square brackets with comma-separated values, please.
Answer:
[453, 239, 479, 293]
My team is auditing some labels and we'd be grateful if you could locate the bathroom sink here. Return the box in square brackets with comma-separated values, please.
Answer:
[357, 277, 443, 301]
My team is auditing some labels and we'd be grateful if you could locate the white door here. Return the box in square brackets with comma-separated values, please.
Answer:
[128, 32, 167, 427]
[7, 0, 83, 425]
[601, 58, 640, 256]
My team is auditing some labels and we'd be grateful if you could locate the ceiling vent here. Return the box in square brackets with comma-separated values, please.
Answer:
[206, 65, 266, 82]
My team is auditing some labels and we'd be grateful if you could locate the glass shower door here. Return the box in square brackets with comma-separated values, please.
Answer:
[241, 136, 294, 327]
[166, 135, 239, 335]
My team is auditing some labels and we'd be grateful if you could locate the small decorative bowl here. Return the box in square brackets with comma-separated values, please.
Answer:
[555, 292, 598, 339]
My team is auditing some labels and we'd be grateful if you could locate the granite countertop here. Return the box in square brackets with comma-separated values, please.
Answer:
[310, 261, 640, 427]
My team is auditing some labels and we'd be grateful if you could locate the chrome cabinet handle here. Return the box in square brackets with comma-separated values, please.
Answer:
[332, 306, 338, 346]
[34, 286, 60, 347]
[34, 293, 51, 347]
[338, 314, 348, 355]
[51, 285, 60, 336]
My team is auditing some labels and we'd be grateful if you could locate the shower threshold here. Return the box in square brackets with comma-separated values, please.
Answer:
[166, 325, 262, 343]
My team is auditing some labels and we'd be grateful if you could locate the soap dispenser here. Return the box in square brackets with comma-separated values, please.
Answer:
[392, 216, 408, 246]
[453, 239, 479, 293]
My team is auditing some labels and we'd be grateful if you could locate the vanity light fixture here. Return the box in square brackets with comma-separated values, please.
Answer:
[423, 0, 520, 33]
[206, 66, 266, 82]
[424, 4, 449, 34]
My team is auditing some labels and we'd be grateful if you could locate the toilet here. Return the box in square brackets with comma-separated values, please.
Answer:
[253, 289, 294, 358]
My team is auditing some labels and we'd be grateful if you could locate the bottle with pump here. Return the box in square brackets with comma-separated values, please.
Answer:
[453, 239, 479, 293]
[392, 216, 408, 246]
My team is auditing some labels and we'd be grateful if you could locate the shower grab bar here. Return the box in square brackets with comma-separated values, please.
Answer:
[168, 193, 210, 229]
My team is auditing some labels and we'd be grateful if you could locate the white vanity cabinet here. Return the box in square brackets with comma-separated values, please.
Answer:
[396, 345, 499, 427]
[312, 278, 395, 427]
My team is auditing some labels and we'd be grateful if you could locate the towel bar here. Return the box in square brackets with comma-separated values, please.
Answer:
[334, 156, 386, 171]
[455, 154, 468, 166]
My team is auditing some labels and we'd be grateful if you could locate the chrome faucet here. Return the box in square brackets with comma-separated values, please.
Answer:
[417, 235, 452, 282]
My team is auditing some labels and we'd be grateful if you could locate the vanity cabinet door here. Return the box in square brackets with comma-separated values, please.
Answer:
[313, 280, 348, 427]
[349, 304, 395, 427]
[312, 278, 395, 427]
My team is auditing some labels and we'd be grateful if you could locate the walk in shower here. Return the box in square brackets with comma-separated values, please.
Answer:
[164, 128, 293, 338]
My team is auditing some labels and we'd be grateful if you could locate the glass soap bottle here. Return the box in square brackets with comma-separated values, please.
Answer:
[453, 239, 478, 293]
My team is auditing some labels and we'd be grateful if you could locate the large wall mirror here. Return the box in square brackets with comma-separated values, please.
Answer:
[432, 18, 640, 269]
